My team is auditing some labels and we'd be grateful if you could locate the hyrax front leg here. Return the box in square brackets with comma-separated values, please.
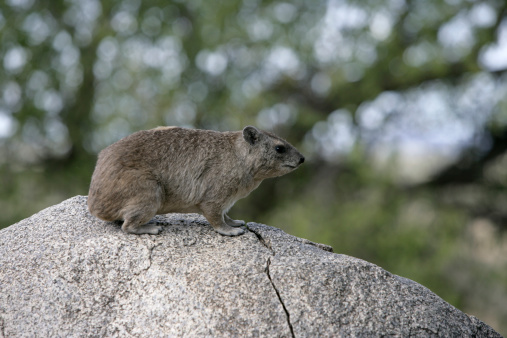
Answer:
[224, 214, 245, 227]
[202, 206, 245, 236]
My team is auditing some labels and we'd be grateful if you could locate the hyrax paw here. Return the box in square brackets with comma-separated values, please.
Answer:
[228, 219, 246, 227]
[144, 225, 163, 235]
[127, 224, 162, 235]
[216, 227, 245, 237]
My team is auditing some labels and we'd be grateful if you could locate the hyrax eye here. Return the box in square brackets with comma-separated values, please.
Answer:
[275, 145, 286, 154]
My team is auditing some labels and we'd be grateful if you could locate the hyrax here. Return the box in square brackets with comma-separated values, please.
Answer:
[87, 126, 304, 236]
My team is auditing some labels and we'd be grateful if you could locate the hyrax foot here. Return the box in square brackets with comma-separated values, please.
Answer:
[202, 207, 246, 236]
[215, 225, 245, 236]
[224, 214, 246, 227]
[125, 224, 162, 235]
[122, 220, 163, 235]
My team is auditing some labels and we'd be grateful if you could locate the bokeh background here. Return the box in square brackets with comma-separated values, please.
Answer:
[1, 0, 506, 333]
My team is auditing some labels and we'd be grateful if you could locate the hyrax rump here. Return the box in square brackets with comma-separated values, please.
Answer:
[87, 126, 305, 236]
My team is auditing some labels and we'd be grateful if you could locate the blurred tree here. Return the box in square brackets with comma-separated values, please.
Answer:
[0, 0, 506, 334]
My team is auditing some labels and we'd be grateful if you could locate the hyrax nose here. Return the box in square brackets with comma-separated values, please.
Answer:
[299, 156, 305, 164]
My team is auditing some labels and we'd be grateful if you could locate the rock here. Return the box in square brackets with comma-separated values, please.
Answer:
[0, 196, 501, 337]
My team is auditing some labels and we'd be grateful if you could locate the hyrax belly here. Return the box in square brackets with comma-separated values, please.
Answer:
[87, 126, 304, 236]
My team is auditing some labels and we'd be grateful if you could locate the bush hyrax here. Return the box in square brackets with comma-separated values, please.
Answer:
[87, 126, 305, 236]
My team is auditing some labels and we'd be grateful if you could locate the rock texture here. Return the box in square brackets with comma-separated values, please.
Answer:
[0, 196, 501, 337]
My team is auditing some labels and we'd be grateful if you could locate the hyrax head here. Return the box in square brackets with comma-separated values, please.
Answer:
[242, 126, 305, 179]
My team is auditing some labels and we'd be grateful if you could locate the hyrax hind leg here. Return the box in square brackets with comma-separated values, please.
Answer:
[120, 184, 163, 235]
[201, 204, 245, 236]
[224, 214, 245, 227]
[121, 210, 163, 235]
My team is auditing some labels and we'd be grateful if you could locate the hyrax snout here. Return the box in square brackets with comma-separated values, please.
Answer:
[87, 126, 304, 236]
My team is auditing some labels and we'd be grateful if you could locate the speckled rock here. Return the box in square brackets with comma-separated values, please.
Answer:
[0, 196, 500, 337]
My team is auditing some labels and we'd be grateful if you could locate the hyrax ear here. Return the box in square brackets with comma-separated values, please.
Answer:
[243, 126, 262, 145]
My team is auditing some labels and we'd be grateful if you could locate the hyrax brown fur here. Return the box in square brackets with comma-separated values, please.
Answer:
[87, 126, 304, 236]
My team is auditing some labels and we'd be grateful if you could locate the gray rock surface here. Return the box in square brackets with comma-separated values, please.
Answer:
[0, 196, 501, 337]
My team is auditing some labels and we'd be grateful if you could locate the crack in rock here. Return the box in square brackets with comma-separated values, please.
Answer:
[144, 241, 163, 273]
[249, 227, 294, 337]
[129, 240, 162, 278]
[248, 226, 274, 255]
[249, 225, 333, 254]
[0, 316, 5, 338]
[296, 238, 334, 253]
[266, 257, 295, 338]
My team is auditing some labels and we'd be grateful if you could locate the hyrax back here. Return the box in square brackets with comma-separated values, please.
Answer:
[87, 126, 304, 236]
